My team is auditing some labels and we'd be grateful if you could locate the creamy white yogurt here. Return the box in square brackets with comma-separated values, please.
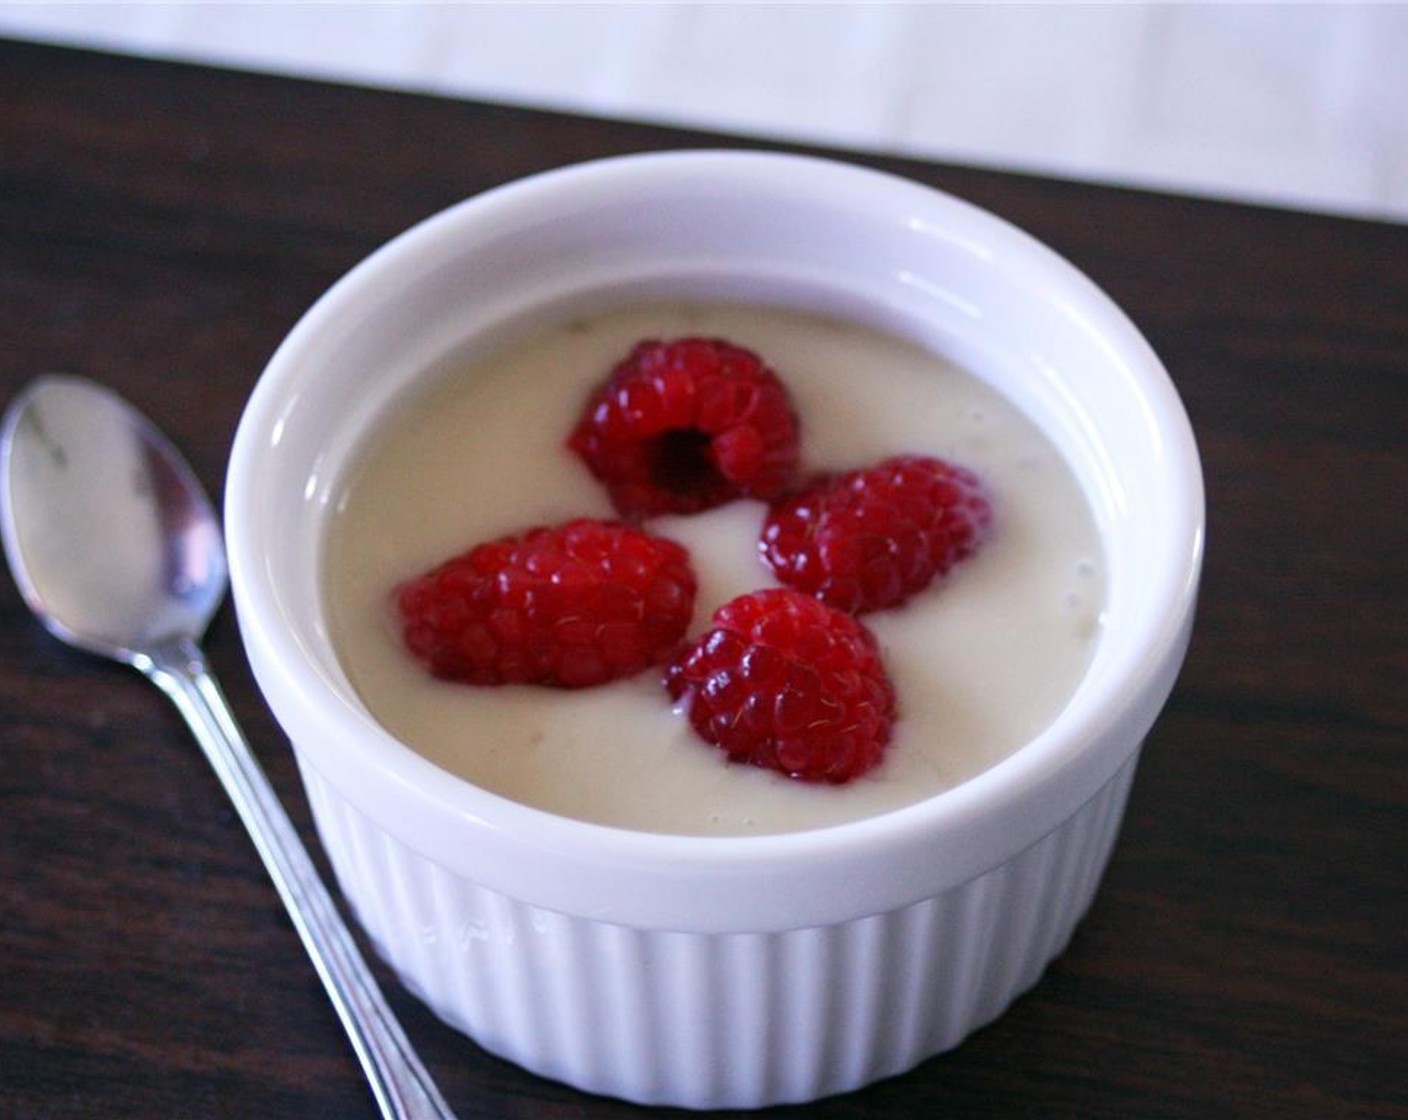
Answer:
[323, 303, 1105, 835]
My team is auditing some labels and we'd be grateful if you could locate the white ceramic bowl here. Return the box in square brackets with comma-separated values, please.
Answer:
[225, 150, 1203, 1109]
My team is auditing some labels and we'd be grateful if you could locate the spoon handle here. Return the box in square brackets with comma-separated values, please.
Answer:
[137, 637, 458, 1120]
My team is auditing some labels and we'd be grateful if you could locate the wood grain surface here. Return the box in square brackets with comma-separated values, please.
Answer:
[2, 39, 1404, 1120]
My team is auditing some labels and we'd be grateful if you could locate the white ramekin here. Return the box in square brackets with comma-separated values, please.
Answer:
[225, 150, 1204, 1109]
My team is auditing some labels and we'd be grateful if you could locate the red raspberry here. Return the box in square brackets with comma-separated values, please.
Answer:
[760, 454, 993, 614]
[664, 588, 896, 783]
[568, 337, 800, 518]
[395, 519, 697, 689]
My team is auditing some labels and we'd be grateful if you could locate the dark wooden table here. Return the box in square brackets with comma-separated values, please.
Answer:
[3, 39, 1405, 1120]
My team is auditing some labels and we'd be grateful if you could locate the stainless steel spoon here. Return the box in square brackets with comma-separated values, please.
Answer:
[0, 375, 457, 1120]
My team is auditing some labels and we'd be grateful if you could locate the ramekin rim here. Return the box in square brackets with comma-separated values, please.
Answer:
[226, 148, 1203, 889]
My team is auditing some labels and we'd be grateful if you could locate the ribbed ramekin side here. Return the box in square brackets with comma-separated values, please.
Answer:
[297, 752, 1138, 1109]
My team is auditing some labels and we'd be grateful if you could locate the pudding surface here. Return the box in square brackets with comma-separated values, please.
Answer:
[323, 303, 1105, 834]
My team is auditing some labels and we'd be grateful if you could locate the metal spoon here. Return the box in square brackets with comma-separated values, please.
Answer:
[0, 375, 457, 1120]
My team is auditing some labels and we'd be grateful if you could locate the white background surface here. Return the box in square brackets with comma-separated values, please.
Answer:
[3, 2, 1406, 223]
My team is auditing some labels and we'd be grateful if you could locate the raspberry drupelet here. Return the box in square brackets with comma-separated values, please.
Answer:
[568, 337, 801, 518]
[665, 588, 897, 784]
[395, 518, 697, 689]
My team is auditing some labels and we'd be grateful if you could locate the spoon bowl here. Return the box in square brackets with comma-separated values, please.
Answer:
[0, 375, 224, 660]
